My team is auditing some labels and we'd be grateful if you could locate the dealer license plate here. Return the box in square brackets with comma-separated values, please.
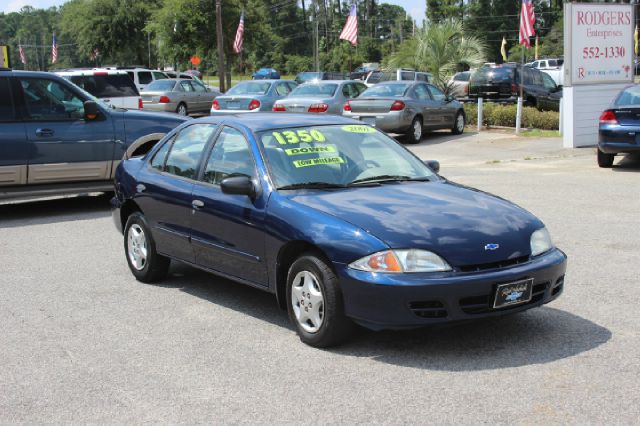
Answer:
[493, 278, 533, 309]
[360, 116, 376, 126]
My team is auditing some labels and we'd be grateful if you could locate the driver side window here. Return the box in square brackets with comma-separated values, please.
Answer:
[202, 127, 256, 185]
[20, 78, 85, 121]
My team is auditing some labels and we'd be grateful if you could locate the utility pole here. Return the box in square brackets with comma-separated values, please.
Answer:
[215, 0, 226, 93]
[315, 20, 320, 71]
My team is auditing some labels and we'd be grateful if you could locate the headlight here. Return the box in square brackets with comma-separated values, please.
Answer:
[530, 227, 553, 257]
[348, 249, 452, 273]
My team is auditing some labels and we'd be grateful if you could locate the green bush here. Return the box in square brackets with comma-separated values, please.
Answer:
[462, 103, 559, 130]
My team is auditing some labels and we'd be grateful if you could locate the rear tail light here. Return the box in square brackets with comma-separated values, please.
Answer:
[464, 85, 469, 95]
[212, 100, 221, 110]
[138, 98, 143, 109]
[511, 83, 519, 94]
[273, 103, 287, 112]
[599, 110, 619, 125]
[343, 101, 351, 111]
[248, 99, 261, 110]
[159, 95, 171, 103]
[390, 100, 405, 111]
[93, 72, 108, 76]
[308, 103, 328, 113]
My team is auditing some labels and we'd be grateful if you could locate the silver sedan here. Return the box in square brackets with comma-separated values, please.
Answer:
[342, 81, 466, 143]
[141, 79, 222, 116]
[211, 80, 297, 114]
[272, 80, 367, 114]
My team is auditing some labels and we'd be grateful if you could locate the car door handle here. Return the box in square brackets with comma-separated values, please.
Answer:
[192, 199, 205, 209]
[35, 128, 54, 137]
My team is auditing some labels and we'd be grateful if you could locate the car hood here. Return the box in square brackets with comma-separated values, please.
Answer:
[120, 108, 190, 123]
[283, 181, 543, 267]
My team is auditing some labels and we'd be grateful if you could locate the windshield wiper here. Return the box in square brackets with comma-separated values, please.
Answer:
[277, 181, 348, 190]
[349, 175, 430, 185]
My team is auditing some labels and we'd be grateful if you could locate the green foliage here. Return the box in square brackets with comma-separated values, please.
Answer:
[386, 20, 486, 91]
[284, 55, 313, 75]
[463, 103, 559, 130]
[426, 0, 464, 24]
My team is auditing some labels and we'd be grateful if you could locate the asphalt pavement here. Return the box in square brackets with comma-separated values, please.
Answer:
[1, 130, 639, 424]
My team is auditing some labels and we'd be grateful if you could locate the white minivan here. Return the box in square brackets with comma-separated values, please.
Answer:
[364, 68, 433, 87]
[56, 69, 142, 109]
[121, 68, 169, 92]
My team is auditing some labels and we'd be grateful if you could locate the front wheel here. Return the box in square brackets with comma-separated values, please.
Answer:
[124, 212, 170, 283]
[597, 149, 615, 168]
[451, 111, 465, 135]
[286, 254, 355, 347]
[405, 116, 423, 144]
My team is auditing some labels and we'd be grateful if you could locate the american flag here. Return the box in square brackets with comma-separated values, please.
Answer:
[51, 33, 58, 64]
[233, 13, 244, 54]
[19, 44, 26, 65]
[339, 4, 358, 46]
[519, 0, 535, 48]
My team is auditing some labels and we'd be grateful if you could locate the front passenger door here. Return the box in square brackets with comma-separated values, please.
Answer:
[427, 84, 455, 127]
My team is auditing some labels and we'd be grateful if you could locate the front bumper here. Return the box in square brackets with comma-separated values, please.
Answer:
[336, 248, 567, 330]
[110, 196, 123, 234]
[342, 110, 413, 133]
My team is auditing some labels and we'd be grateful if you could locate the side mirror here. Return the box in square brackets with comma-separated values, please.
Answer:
[84, 100, 100, 120]
[221, 175, 255, 198]
[424, 160, 440, 174]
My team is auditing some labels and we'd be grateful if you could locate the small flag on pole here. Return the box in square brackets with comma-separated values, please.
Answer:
[519, 0, 535, 48]
[535, 36, 539, 59]
[339, 4, 358, 46]
[635, 25, 638, 56]
[51, 33, 58, 64]
[19, 44, 26, 65]
[500, 37, 507, 61]
[233, 13, 245, 54]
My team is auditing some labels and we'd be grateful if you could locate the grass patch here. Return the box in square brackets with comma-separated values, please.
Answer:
[519, 129, 561, 138]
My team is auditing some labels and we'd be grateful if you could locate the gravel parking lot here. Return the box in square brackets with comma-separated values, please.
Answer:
[1, 131, 639, 424]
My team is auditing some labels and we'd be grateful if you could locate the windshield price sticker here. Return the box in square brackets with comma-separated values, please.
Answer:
[292, 157, 344, 168]
[272, 129, 326, 145]
[342, 125, 376, 133]
[284, 145, 337, 156]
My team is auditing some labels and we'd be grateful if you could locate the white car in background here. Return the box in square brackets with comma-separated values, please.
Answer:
[119, 67, 169, 92]
[55, 68, 142, 109]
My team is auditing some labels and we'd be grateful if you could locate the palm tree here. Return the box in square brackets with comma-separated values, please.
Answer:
[386, 20, 486, 92]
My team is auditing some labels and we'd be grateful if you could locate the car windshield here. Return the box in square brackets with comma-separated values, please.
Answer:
[290, 84, 338, 97]
[145, 80, 177, 91]
[615, 86, 640, 106]
[367, 71, 395, 84]
[258, 124, 434, 188]
[361, 83, 410, 97]
[471, 67, 515, 83]
[227, 82, 271, 95]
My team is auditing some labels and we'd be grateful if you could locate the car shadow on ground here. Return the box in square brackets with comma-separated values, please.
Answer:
[612, 153, 640, 172]
[0, 193, 112, 228]
[160, 263, 611, 371]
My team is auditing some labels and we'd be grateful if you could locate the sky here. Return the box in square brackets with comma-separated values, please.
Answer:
[2, 0, 427, 23]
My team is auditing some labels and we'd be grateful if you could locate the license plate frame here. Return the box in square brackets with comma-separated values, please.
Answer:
[227, 101, 240, 109]
[493, 278, 534, 309]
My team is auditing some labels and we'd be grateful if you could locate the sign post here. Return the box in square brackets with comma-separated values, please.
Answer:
[0, 45, 10, 68]
[563, 3, 634, 148]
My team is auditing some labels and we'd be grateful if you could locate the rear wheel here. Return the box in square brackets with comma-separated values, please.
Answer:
[286, 254, 355, 347]
[597, 149, 615, 168]
[176, 103, 188, 116]
[405, 116, 423, 144]
[124, 212, 170, 283]
[451, 111, 465, 135]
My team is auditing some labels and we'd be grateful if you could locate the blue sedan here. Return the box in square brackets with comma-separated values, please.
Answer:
[111, 114, 567, 347]
[598, 85, 640, 167]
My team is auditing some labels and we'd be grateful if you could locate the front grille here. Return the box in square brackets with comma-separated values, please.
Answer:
[552, 275, 564, 296]
[457, 255, 530, 273]
[409, 300, 448, 319]
[459, 281, 550, 314]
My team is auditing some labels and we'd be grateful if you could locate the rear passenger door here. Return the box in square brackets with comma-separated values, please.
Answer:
[412, 83, 438, 127]
[17, 76, 116, 184]
[0, 77, 28, 187]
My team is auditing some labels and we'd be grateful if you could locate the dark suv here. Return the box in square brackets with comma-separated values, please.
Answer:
[0, 68, 189, 201]
[468, 64, 562, 111]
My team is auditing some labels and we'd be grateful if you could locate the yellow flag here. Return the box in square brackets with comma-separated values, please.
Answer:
[535, 36, 539, 60]
[635, 25, 638, 56]
[500, 37, 507, 61]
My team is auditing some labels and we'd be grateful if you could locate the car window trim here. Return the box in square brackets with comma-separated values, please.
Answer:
[17, 76, 92, 123]
[195, 124, 260, 189]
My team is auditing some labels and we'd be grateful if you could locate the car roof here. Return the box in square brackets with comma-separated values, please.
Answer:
[373, 80, 419, 85]
[0, 69, 71, 80]
[190, 113, 359, 132]
[54, 69, 129, 76]
[297, 80, 353, 85]
[239, 79, 295, 84]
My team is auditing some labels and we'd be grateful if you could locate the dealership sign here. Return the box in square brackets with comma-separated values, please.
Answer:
[565, 3, 634, 86]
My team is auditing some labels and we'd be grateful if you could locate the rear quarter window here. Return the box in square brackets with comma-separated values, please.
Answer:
[138, 72, 152, 85]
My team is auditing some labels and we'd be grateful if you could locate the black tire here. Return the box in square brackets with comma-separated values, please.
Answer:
[176, 103, 188, 116]
[451, 111, 465, 135]
[405, 116, 423, 144]
[597, 149, 615, 168]
[286, 253, 355, 348]
[124, 212, 170, 283]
